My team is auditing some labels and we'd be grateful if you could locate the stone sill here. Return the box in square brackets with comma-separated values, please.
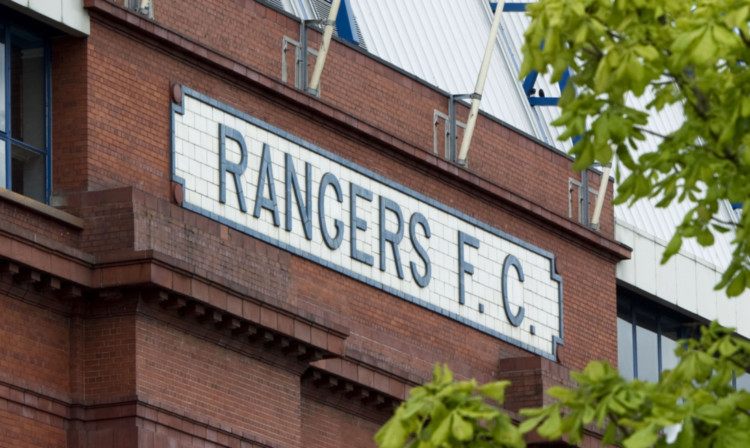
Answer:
[0, 188, 84, 230]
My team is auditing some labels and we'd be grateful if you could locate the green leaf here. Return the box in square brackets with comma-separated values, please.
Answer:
[690, 28, 717, 65]
[450, 412, 474, 441]
[584, 361, 606, 381]
[375, 417, 410, 448]
[623, 424, 658, 448]
[602, 423, 618, 446]
[431, 412, 452, 446]
[478, 381, 510, 403]
[546, 386, 576, 402]
[518, 412, 547, 434]
[537, 406, 563, 438]
[726, 272, 747, 297]
[697, 230, 714, 247]
[663, 234, 682, 261]
[593, 57, 612, 93]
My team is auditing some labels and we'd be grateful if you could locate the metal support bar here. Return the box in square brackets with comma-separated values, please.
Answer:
[581, 170, 590, 226]
[456, 0, 506, 165]
[297, 19, 332, 92]
[590, 163, 612, 231]
[309, 0, 342, 93]
[449, 94, 472, 162]
[299, 20, 309, 91]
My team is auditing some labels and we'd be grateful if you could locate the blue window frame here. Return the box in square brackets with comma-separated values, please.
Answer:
[617, 288, 700, 382]
[0, 19, 51, 204]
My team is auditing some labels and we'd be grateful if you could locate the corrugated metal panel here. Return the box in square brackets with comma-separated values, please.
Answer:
[348, 0, 542, 135]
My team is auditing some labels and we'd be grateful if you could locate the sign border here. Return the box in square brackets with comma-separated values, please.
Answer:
[171, 86, 564, 360]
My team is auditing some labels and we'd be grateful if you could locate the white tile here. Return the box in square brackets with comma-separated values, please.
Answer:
[695, 265, 717, 321]
[736, 293, 750, 339]
[633, 233, 657, 295]
[654, 245, 678, 304]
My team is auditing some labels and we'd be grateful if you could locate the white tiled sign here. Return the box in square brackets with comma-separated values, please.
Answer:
[172, 88, 563, 358]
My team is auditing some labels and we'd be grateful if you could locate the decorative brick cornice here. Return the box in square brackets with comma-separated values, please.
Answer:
[302, 365, 401, 415]
[137, 286, 346, 362]
[0, 249, 348, 362]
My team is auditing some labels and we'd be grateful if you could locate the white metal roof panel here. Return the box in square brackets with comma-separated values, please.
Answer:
[349, 0, 542, 135]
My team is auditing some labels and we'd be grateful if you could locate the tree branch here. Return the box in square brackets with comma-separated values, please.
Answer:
[633, 125, 673, 140]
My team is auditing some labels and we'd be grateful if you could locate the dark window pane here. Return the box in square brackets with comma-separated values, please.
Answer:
[635, 311, 659, 382]
[11, 143, 44, 201]
[10, 28, 44, 149]
[0, 25, 5, 133]
[617, 316, 634, 381]
[660, 316, 681, 374]
[0, 140, 5, 187]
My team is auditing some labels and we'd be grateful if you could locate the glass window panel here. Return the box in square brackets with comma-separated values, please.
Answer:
[617, 316, 634, 381]
[635, 311, 659, 382]
[10, 28, 44, 150]
[0, 24, 5, 133]
[737, 372, 750, 392]
[660, 316, 681, 374]
[11, 143, 44, 202]
[0, 140, 6, 187]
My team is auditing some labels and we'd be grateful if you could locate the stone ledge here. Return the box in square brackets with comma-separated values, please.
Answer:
[0, 188, 84, 230]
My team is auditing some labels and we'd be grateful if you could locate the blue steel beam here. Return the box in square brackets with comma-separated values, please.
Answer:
[490, 2, 574, 108]
[334, 0, 359, 45]
[491, 2, 528, 12]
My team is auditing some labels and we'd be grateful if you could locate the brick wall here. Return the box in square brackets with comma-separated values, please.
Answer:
[301, 395, 383, 448]
[0, 0, 627, 446]
[135, 314, 304, 447]
[52, 35, 89, 194]
[0, 407, 66, 448]
[0, 292, 70, 399]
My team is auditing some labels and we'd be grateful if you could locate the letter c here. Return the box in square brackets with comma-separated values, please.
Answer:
[502, 254, 525, 327]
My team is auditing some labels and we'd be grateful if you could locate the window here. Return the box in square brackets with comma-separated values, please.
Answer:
[617, 287, 750, 391]
[126, 0, 153, 18]
[0, 21, 51, 203]
[736, 372, 750, 390]
[617, 287, 700, 382]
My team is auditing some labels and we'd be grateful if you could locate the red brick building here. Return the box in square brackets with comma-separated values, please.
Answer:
[0, 1, 628, 446]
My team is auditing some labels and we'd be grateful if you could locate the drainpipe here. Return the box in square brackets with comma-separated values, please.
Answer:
[456, 0, 505, 165]
[590, 163, 612, 231]
[308, 0, 342, 93]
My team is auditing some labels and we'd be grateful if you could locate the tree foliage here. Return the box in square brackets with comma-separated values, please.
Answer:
[520, 0, 750, 295]
[374, 364, 525, 448]
[376, 322, 750, 448]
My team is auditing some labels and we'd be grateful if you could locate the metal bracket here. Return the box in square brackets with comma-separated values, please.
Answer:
[433, 110, 466, 158]
[449, 94, 473, 162]
[296, 19, 332, 95]
[568, 177, 598, 225]
[282, 36, 318, 93]
[308, 19, 336, 27]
